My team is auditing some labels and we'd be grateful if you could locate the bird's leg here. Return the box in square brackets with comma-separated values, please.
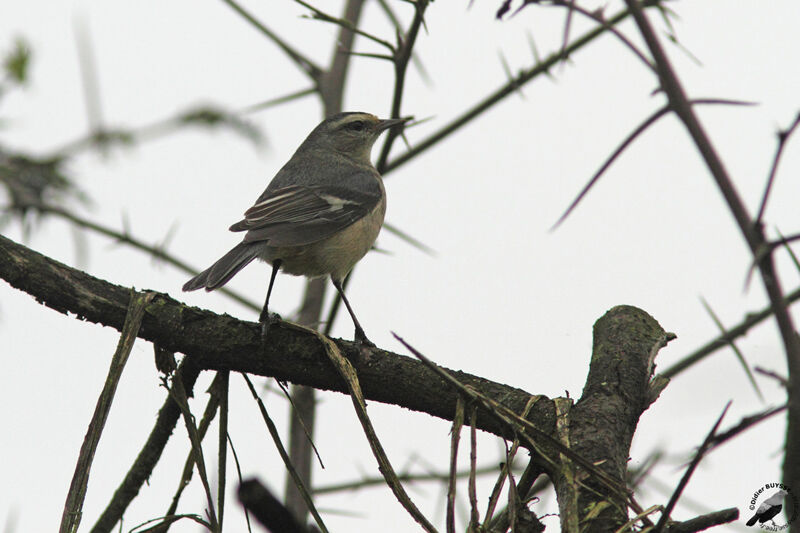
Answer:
[259, 260, 282, 341]
[332, 278, 375, 348]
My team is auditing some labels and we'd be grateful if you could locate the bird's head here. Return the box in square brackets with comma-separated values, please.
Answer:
[305, 112, 410, 164]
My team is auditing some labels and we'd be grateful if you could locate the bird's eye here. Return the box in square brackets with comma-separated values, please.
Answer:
[347, 121, 365, 131]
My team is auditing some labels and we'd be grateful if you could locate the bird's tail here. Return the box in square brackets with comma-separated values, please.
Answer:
[746, 515, 759, 527]
[183, 242, 261, 292]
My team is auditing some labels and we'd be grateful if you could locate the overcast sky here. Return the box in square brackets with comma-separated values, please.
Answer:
[2, 1, 799, 531]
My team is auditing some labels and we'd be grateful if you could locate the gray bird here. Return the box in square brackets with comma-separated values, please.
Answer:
[746, 489, 788, 527]
[183, 112, 409, 346]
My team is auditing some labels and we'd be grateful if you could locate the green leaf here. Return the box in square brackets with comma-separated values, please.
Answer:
[4, 37, 32, 85]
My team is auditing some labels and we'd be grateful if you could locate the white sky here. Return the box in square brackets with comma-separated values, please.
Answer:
[2, 1, 799, 532]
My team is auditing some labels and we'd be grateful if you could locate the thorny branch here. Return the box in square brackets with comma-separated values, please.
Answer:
[622, 0, 800, 504]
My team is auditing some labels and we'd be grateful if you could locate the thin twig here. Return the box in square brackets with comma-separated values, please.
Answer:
[754, 111, 800, 226]
[227, 434, 253, 533]
[220, 0, 322, 81]
[314, 331, 439, 532]
[240, 87, 317, 114]
[294, 0, 395, 53]
[241, 373, 330, 533]
[653, 402, 731, 532]
[59, 291, 154, 533]
[237, 479, 306, 533]
[551, 98, 754, 230]
[165, 374, 224, 520]
[74, 18, 104, 135]
[217, 371, 229, 531]
[49, 104, 262, 159]
[549, 0, 654, 70]
[699, 296, 762, 400]
[392, 333, 636, 512]
[707, 403, 787, 453]
[754, 367, 789, 388]
[621, 13, 800, 493]
[484, 396, 536, 526]
[274, 379, 325, 468]
[662, 284, 800, 378]
[383, 221, 437, 256]
[468, 406, 480, 531]
[313, 461, 511, 495]
[13, 200, 260, 312]
[384, 0, 665, 175]
[664, 507, 739, 533]
[376, 0, 430, 172]
[90, 360, 203, 533]
[776, 227, 800, 275]
[167, 369, 219, 532]
[447, 397, 464, 533]
[504, 443, 520, 532]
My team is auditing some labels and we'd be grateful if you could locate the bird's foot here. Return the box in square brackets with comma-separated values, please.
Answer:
[259, 312, 282, 344]
[354, 328, 376, 360]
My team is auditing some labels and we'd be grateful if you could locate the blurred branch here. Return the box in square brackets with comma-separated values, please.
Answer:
[49, 104, 262, 160]
[382, 220, 437, 256]
[313, 458, 517, 495]
[74, 18, 104, 134]
[0, 150, 89, 232]
[662, 284, 800, 379]
[237, 479, 306, 533]
[241, 86, 317, 114]
[699, 296, 762, 400]
[5, 199, 260, 312]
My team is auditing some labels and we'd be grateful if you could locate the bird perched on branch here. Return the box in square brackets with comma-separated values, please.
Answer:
[746, 489, 788, 527]
[183, 112, 410, 346]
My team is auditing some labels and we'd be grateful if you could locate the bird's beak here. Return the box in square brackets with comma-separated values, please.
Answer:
[376, 116, 412, 132]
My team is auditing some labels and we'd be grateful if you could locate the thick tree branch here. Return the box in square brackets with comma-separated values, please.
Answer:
[0, 232, 556, 440]
[1, 235, 678, 531]
[553, 306, 673, 532]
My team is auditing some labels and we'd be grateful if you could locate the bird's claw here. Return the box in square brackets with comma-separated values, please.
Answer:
[259, 312, 282, 343]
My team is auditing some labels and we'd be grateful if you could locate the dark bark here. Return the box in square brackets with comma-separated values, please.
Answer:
[552, 306, 673, 532]
[0, 233, 681, 530]
[0, 233, 556, 440]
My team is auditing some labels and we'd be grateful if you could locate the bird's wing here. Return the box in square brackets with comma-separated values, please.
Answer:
[765, 491, 788, 505]
[229, 184, 381, 247]
[756, 500, 774, 514]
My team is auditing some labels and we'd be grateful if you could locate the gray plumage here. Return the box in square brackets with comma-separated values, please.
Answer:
[746, 490, 788, 527]
[182, 112, 409, 344]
